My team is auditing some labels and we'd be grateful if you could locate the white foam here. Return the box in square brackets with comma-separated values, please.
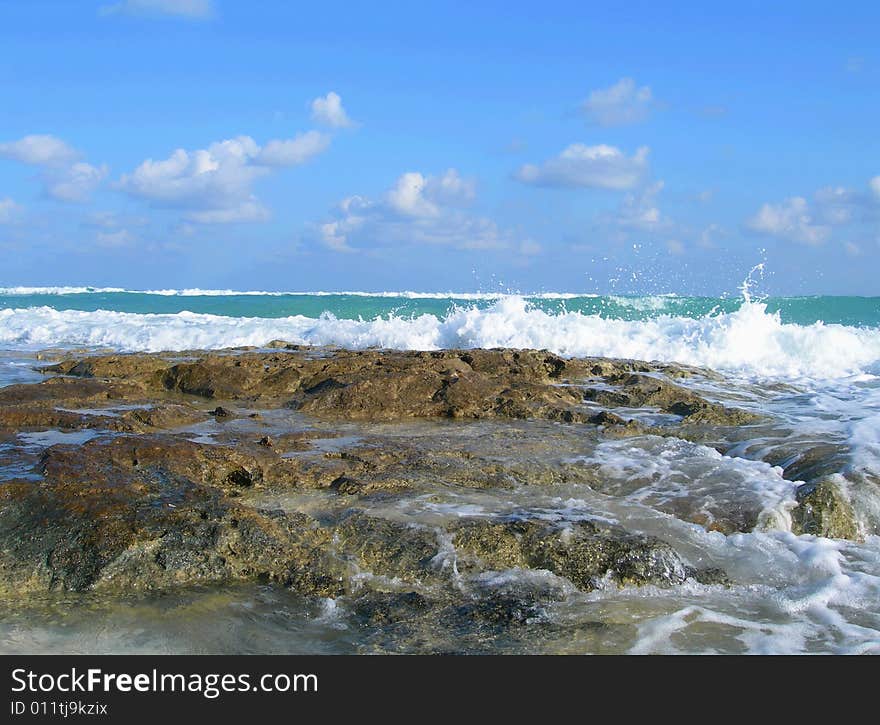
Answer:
[574, 436, 800, 531]
[622, 532, 880, 654]
[2, 297, 879, 381]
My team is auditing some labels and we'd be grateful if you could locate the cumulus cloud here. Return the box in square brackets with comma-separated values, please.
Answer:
[99, 0, 214, 20]
[318, 169, 513, 253]
[383, 170, 475, 218]
[746, 197, 831, 246]
[747, 178, 880, 246]
[0, 134, 106, 202]
[0, 135, 79, 166]
[310, 92, 356, 129]
[118, 133, 330, 224]
[257, 131, 330, 166]
[698, 223, 725, 249]
[44, 162, 109, 202]
[581, 78, 654, 127]
[813, 186, 862, 225]
[0, 198, 22, 223]
[615, 180, 669, 231]
[515, 144, 649, 190]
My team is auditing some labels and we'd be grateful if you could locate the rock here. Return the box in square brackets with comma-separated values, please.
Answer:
[0, 458, 345, 597]
[686, 566, 732, 586]
[0, 346, 750, 607]
[452, 518, 696, 592]
[36, 348, 745, 428]
[352, 591, 432, 625]
[333, 512, 441, 582]
[791, 479, 860, 540]
[585, 374, 760, 426]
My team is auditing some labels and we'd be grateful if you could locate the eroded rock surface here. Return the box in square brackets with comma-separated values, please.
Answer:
[0, 346, 805, 620]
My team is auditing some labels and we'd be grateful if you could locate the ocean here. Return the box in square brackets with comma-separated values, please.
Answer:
[1, 287, 879, 653]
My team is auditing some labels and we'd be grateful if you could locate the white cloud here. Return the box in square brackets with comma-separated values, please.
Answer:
[95, 229, 136, 248]
[386, 172, 441, 218]
[666, 239, 685, 255]
[0, 135, 79, 166]
[383, 169, 476, 218]
[257, 131, 331, 166]
[746, 197, 831, 246]
[318, 169, 512, 252]
[186, 201, 270, 224]
[844, 241, 861, 257]
[310, 92, 356, 129]
[698, 223, 725, 249]
[747, 178, 880, 246]
[0, 134, 105, 202]
[581, 78, 654, 127]
[615, 180, 669, 231]
[44, 162, 109, 202]
[424, 168, 476, 206]
[84, 210, 149, 230]
[515, 144, 649, 190]
[0, 198, 22, 223]
[100, 0, 214, 19]
[813, 186, 862, 225]
[118, 133, 330, 223]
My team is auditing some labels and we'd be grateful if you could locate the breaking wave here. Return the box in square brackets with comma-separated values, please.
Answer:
[2, 296, 879, 380]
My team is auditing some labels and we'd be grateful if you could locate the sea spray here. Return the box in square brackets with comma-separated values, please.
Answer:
[1, 296, 879, 380]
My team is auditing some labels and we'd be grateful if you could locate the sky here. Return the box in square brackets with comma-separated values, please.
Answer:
[0, 0, 878, 295]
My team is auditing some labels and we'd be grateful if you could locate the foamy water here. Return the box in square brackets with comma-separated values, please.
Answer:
[1, 289, 879, 653]
[1, 296, 879, 381]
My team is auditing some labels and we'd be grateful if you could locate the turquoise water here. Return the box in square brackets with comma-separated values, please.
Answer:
[2, 291, 879, 327]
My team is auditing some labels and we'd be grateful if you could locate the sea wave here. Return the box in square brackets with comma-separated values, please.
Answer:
[2, 297, 879, 380]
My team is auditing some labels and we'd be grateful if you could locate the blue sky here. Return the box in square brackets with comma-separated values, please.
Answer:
[0, 0, 878, 294]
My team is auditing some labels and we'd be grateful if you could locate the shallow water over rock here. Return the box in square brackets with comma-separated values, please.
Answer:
[0, 347, 878, 654]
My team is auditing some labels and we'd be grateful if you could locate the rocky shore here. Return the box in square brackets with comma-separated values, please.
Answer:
[0, 346, 860, 645]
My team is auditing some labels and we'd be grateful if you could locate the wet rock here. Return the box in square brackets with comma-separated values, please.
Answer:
[452, 518, 695, 592]
[686, 566, 732, 586]
[120, 404, 207, 430]
[771, 443, 850, 483]
[0, 346, 751, 607]
[330, 476, 363, 495]
[333, 512, 441, 581]
[585, 374, 760, 426]
[352, 591, 433, 625]
[588, 410, 628, 426]
[791, 479, 860, 540]
[445, 594, 547, 627]
[39, 348, 736, 427]
[0, 462, 345, 597]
